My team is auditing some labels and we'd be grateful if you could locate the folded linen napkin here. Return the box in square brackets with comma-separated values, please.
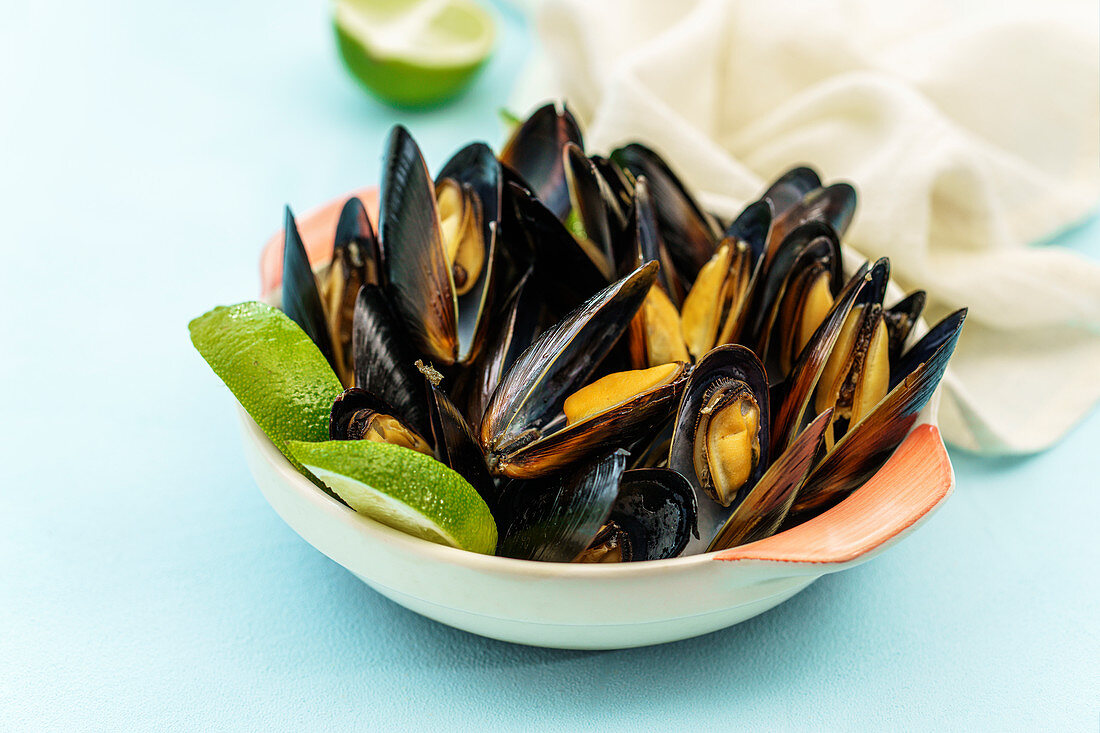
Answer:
[511, 0, 1100, 454]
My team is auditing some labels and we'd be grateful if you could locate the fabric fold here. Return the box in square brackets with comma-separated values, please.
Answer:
[515, 0, 1100, 453]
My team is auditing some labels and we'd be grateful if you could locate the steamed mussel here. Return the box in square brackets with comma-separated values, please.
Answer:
[272, 102, 966, 563]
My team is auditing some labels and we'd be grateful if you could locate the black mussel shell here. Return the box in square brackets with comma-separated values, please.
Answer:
[424, 376, 499, 513]
[884, 291, 927, 363]
[564, 143, 624, 276]
[769, 259, 880, 453]
[890, 306, 964, 390]
[708, 409, 832, 551]
[761, 166, 822, 217]
[617, 176, 683, 303]
[793, 309, 966, 514]
[610, 143, 722, 287]
[455, 270, 541, 426]
[379, 125, 459, 365]
[747, 220, 842, 358]
[436, 142, 502, 362]
[480, 262, 664, 478]
[351, 284, 432, 439]
[507, 182, 609, 317]
[768, 183, 857, 265]
[281, 206, 336, 367]
[499, 102, 584, 220]
[607, 468, 698, 561]
[724, 198, 773, 268]
[590, 154, 635, 213]
[496, 450, 627, 562]
[330, 387, 402, 440]
[323, 198, 380, 385]
[333, 196, 382, 288]
[668, 345, 771, 553]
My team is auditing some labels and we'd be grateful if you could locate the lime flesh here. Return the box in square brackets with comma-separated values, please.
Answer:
[334, 0, 495, 107]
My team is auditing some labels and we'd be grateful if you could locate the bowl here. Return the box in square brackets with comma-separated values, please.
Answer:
[240, 191, 956, 650]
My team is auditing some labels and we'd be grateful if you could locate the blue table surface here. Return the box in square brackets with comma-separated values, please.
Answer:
[3, 1, 1098, 729]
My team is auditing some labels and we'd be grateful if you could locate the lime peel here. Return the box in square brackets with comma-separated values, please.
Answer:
[188, 302, 343, 474]
[290, 440, 498, 555]
[335, 0, 495, 107]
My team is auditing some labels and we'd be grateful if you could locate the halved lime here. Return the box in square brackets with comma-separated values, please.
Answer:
[189, 302, 344, 472]
[289, 440, 498, 554]
[334, 0, 495, 108]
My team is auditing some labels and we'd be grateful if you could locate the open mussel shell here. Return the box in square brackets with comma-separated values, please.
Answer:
[351, 284, 432, 439]
[723, 198, 773, 267]
[424, 375, 499, 513]
[480, 262, 670, 478]
[707, 409, 832, 552]
[618, 176, 681, 298]
[747, 220, 843, 366]
[792, 308, 967, 516]
[590, 154, 635, 213]
[761, 166, 822, 218]
[380, 126, 459, 364]
[610, 143, 722, 287]
[768, 258, 879, 454]
[767, 183, 857, 265]
[281, 206, 336, 368]
[496, 450, 627, 562]
[329, 387, 433, 456]
[587, 468, 699, 562]
[320, 198, 381, 386]
[507, 181, 609, 317]
[668, 345, 771, 552]
[454, 270, 542, 426]
[884, 291, 927, 362]
[564, 142, 625, 277]
[499, 102, 584, 220]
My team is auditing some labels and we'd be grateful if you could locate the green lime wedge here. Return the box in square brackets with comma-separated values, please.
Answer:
[189, 302, 344, 473]
[334, 0, 495, 108]
[289, 440, 497, 554]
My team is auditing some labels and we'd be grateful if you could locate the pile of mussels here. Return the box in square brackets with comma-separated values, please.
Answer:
[278, 103, 966, 562]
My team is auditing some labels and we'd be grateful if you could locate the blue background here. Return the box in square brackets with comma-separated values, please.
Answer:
[2, 1, 1097, 729]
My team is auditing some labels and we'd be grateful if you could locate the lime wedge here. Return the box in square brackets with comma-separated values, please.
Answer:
[289, 440, 498, 554]
[334, 0, 495, 107]
[189, 302, 343, 472]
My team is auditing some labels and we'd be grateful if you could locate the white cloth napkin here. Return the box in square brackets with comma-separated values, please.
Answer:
[511, 0, 1100, 454]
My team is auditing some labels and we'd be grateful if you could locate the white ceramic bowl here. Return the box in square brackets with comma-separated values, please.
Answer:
[242, 189, 956, 650]
[239, 405, 952, 649]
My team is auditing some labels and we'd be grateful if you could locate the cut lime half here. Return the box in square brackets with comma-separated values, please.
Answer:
[289, 440, 498, 555]
[335, 0, 495, 108]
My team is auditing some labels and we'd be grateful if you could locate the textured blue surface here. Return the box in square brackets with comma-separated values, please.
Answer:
[2, 1, 1098, 729]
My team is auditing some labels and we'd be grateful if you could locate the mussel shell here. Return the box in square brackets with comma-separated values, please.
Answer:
[438, 142, 502, 364]
[768, 183, 857, 265]
[281, 206, 336, 367]
[617, 176, 684, 303]
[590, 154, 635, 213]
[481, 261, 658, 467]
[747, 220, 842, 358]
[564, 143, 624, 276]
[499, 102, 584, 220]
[793, 308, 966, 514]
[455, 270, 542, 426]
[610, 143, 722, 286]
[609, 468, 698, 561]
[707, 409, 832, 552]
[424, 377, 499, 513]
[499, 361, 689, 479]
[724, 198, 773, 267]
[351, 284, 432, 439]
[496, 450, 627, 562]
[333, 196, 382, 288]
[768, 259, 878, 453]
[761, 166, 822, 218]
[884, 291, 927, 362]
[379, 125, 459, 365]
[669, 345, 771, 551]
[890, 304, 962, 390]
[507, 182, 610, 317]
[330, 387, 403, 440]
